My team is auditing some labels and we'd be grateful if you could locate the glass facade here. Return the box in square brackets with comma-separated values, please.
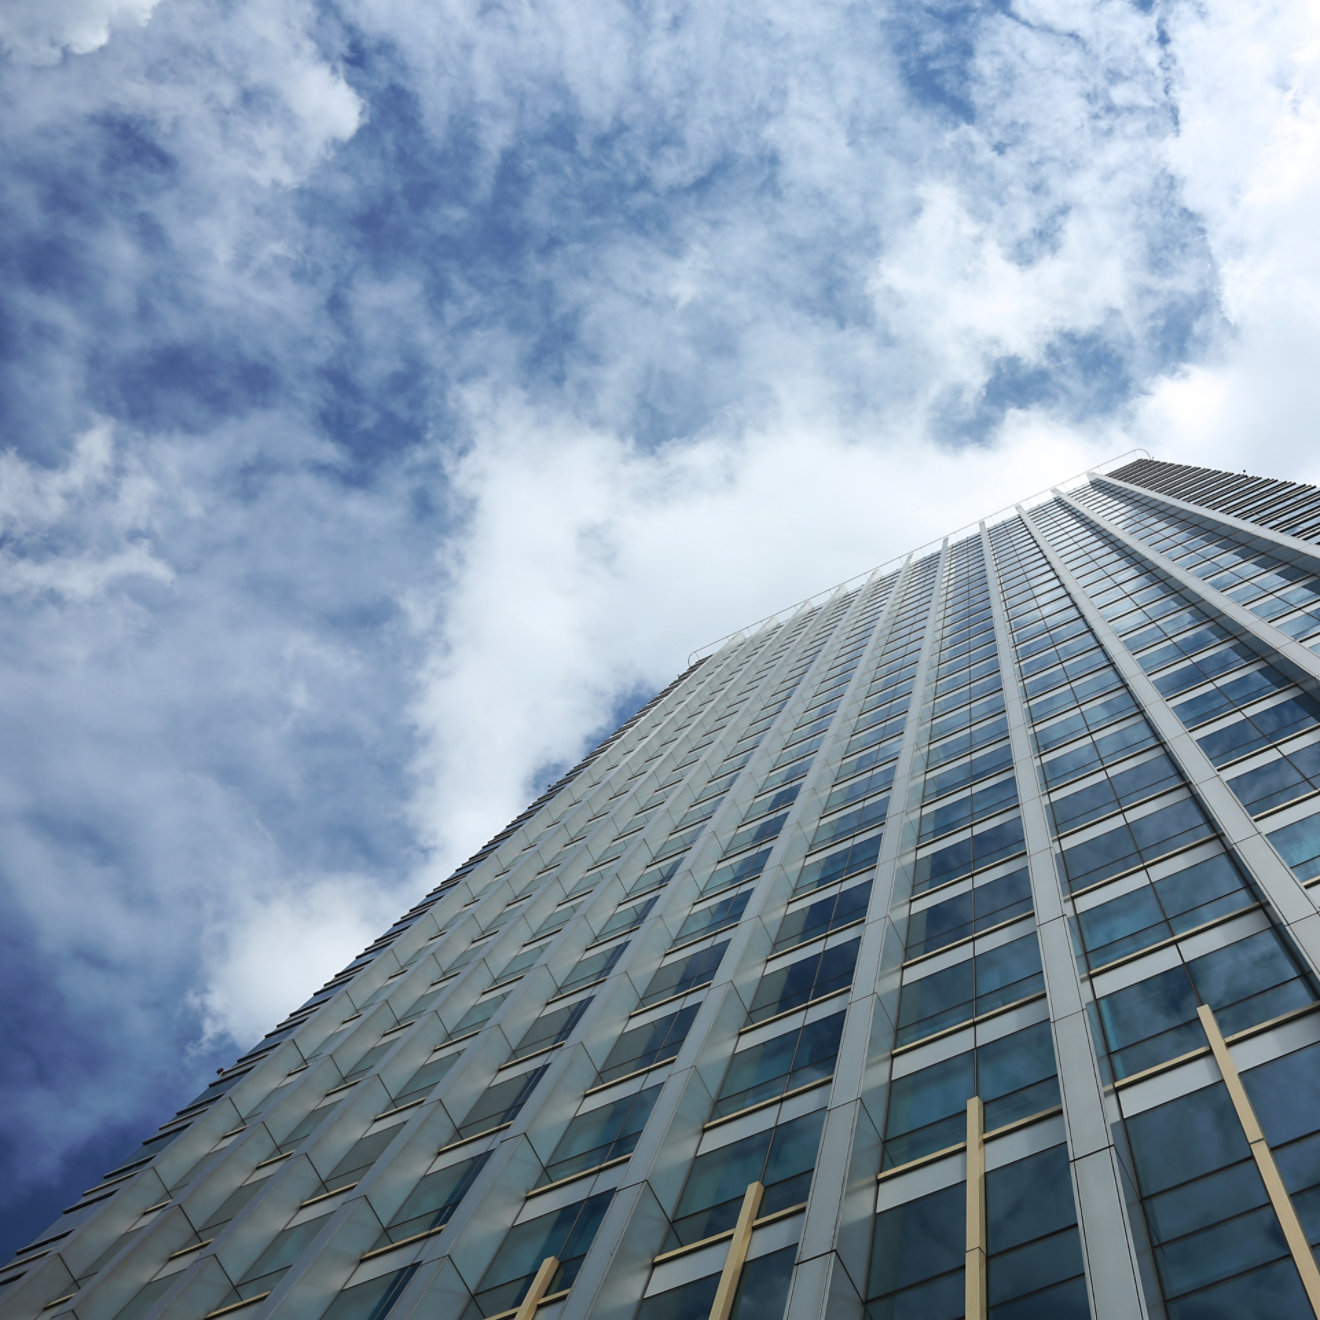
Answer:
[8, 458, 1320, 1320]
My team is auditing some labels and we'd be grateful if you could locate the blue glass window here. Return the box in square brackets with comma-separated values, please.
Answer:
[597, 1004, 699, 1084]
[773, 880, 872, 952]
[1095, 928, 1311, 1078]
[1074, 853, 1254, 969]
[795, 832, 884, 895]
[1125, 1084, 1310, 1318]
[866, 1182, 964, 1319]
[712, 1012, 845, 1118]
[897, 933, 1042, 1045]
[912, 817, 1025, 895]
[904, 869, 1032, 959]
[470, 1192, 613, 1315]
[1058, 797, 1213, 893]
[640, 942, 729, 1008]
[540, 1085, 661, 1184]
[883, 1021, 1058, 1168]
[666, 1109, 824, 1248]
[749, 938, 860, 1023]
[1269, 810, 1320, 882]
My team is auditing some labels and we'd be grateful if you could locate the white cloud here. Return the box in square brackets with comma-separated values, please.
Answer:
[191, 872, 399, 1047]
[1133, 0, 1320, 482]
[404, 389, 1107, 878]
[0, 423, 174, 601]
[0, 0, 158, 65]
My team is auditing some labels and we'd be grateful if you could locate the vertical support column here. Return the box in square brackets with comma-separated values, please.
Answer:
[786, 546, 952, 1320]
[512, 1255, 560, 1320]
[1197, 1005, 1320, 1316]
[708, 1182, 764, 1320]
[980, 521, 1154, 1320]
[964, 1098, 987, 1320]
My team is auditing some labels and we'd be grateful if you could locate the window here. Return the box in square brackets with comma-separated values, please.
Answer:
[918, 775, 1017, 844]
[700, 849, 771, 897]
[883, 1020, 1058, 1168]
[825, 760, 897, 814]
[597, 1004, 699, 1084]
[1050, 753, 1183, 835]
[640, 942, 729, 1008]
[810, 794, 889, 851]
[1229, 740, 1320, 817]
[635, 1245, 795, 1320]
[1197, 695, 1320, 767]
[896, 933, 1042, 1045]
[450, 992, 507, 1039]
[724, 811, 790, 857]
[1243, 1041, 1320, 1246]
[985, 1145, 1088, 1316]
[744, 783, 802, 821]
[1172, 665, 1291, 728]
[1150, 642, 1256, 701]
[665, 1109, 825, 1248]
[319, 1127, 400, 1194]
[1041, 716, 1158, 789]
[369, 1153, 488, 1250]
[904, 868, 1032, 959]
[748, 938, 859, 1024]
[541, 1085, 661, 1184]
[1074, 853, 1254, 970]
[272, 1104, 335, 1157]
[452, 1065, 548, 1142]
[596, 895, 657, 941]
[510, 999, 593, 1060]
[1026, 664, 1120, 723]
[1095, 928, 1312, 1078]
[922, 739, 1013, 801]
[772, 880, 872, 952]
[492, 944, 546, 987]
[912, 816, 1025, 895]
[674, 890, 751, 945]
[1125, 1084, 1311, 1318]
[470, 1192, 613, 1315]
[712, 1011, 845, 1118]
[926, 713, 1009, 770]
[795, 831, 884, 895]
[225, 1216, 327, 1301]
[837, 736, 904, 786]
[1137, 622, 1232, 675]
[866, 1181, 963, 1319]
[317, 1265, 418, 1320]
[1058, 797, 1213, 893]
[386, 1051, 459, 1112]
[557, 944, 627, 997]
[1269, 810, 1320, 882]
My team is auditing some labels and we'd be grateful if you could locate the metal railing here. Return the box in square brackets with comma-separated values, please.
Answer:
[685, 448, 1153, 666]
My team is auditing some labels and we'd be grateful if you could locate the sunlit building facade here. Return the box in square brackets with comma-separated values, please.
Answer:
[9, 455, 1320, 1320]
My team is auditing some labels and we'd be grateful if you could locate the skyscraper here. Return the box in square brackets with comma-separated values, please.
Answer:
[8, 453, 1320, 1320]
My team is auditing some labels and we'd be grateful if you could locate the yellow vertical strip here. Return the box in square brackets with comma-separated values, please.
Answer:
[965, 1096, 987, 1320]
[707, 1181, 765, 1320]
[1197, 1004, 1320, 1318]
[512, 1255, 560, 1320]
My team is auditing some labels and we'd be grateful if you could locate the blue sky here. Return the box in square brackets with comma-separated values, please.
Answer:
[3, 0, 1320, 1261]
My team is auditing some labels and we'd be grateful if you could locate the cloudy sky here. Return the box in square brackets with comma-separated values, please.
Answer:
[3, 0, 1320, 1259]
